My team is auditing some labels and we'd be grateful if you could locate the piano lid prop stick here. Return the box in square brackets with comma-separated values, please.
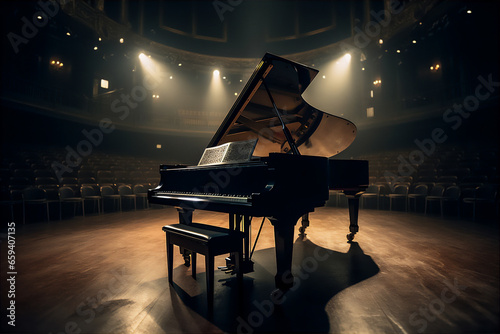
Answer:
[262, 79, 301, 156]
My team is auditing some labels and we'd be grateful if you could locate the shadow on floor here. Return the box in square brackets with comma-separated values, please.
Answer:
[148, 237, 380, 333]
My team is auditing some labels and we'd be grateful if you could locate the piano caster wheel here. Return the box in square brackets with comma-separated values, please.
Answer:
[346, 232, 355, 242]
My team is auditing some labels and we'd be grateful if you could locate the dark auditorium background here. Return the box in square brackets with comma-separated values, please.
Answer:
[0, 0, 499, 333]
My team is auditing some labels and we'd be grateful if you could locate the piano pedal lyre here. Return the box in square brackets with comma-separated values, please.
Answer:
[181, 248, 191, 267]
[218, 263, 237, 275]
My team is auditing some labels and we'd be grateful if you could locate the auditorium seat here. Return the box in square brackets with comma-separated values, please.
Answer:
[101, 185, 121, 212]
[34, 169, 55, 178]
[118, 185, 136, 211]
[59, 186, 85, 219]
[81, 185, 101, 215]
[462, 185, 498, 221]
[389, 184, 409, 211]
[440, 186, 461, 218]
[22, 187, 50, 224]
[408, 184, 428, 213]
[425, 185, 445, 215]
[97, 170, 115, 185]
[360, 185, 381, 210]
[133, 184, 149, 209]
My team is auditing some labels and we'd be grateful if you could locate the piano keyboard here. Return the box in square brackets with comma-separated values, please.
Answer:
[155, 191, 252, 203]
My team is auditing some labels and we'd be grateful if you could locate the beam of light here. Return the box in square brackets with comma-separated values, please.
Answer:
[138, 52, 162, 80]
[336, 53, 352, 68]
[202, 68, 231, 123]
[303, 53, 354, 118]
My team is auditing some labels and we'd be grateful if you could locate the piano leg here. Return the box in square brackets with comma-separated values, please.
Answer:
[346, 193, 361, 242]
[269, 216, 297, 292]
[177, 207, 194, 266]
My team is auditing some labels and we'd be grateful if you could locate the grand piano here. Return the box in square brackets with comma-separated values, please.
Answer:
[148, 53, 368, 292]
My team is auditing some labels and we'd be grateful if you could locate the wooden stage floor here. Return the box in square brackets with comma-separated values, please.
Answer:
[1, 206, 498, 333]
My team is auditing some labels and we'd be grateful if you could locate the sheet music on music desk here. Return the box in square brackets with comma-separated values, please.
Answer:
[198, 139, 258, 166]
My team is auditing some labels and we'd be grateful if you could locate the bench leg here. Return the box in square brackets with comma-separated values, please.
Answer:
[192, 252, 197, 279]
[166, 234, 173, 284]
[206, 252, 214, 314]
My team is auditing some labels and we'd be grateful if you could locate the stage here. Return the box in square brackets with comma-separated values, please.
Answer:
[1, 206, 498, 333]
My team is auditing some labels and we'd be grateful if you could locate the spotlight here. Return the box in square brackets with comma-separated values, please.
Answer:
[213, 69, 220, 77]
[119, 38, 124, 44]
[379, 39, 383, 44]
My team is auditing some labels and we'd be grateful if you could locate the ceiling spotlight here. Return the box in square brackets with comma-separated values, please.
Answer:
[119, 38, 124, 44]
[213, 69, 220, 77]
[379, 39, 383, 44]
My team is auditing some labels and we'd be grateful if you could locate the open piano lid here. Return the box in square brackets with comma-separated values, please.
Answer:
[208, 53, 357, 157]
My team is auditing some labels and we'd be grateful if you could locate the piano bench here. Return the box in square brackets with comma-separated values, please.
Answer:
[162, 223, 244, 313]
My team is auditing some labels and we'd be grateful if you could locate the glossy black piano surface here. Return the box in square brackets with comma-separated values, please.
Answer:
[149, 53, 368, 292]
[151, 153, 330, 217]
